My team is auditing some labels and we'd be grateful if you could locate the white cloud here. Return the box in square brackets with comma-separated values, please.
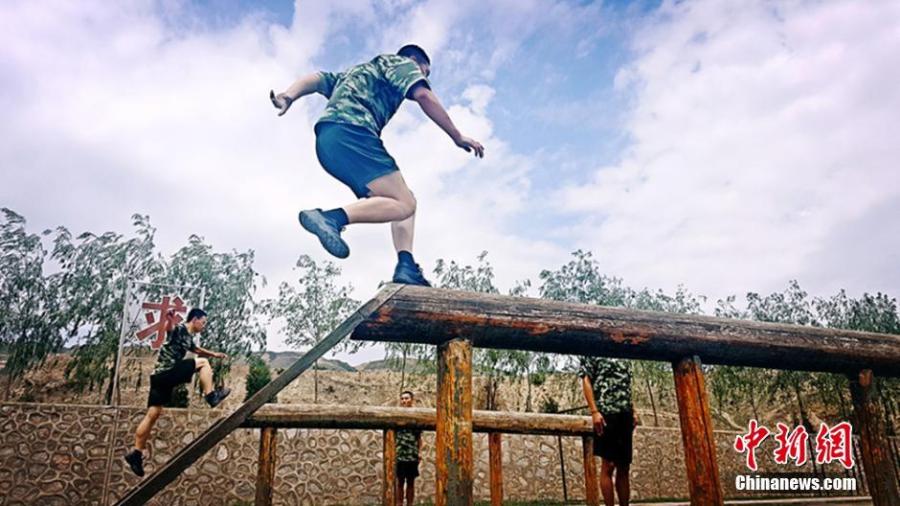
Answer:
[0, 0, 565, 364]
[556, 0, 900, 301]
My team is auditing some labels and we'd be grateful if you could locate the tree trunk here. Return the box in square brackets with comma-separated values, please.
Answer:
[834, 380, 850, 420]
[749, 388, 759, 422]
[104, 355, 117, 405]
[3, 373, 11, 401]
[526, 376, 533, 413]
[400, 348, 407, 391]
[793, 380, 809, 427]
[645, 377, 659, 426]
[314, 360, 319, 404]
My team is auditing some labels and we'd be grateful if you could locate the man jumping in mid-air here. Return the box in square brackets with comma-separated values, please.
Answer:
[271, 44, 484, 286]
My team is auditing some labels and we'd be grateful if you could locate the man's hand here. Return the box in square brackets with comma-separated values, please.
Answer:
[214, 351, 228, 360]
[455, 136, 485, 158]
[592, 411, 605, 436]
[633, 412, 641, 429]
[270, 90, 293, 116]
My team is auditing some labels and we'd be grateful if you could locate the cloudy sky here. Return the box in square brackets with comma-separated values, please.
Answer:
[2, 0, 898, 364]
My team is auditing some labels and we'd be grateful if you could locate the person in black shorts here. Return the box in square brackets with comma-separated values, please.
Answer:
[580, 356, 640, 506]
[395, 390, 423, 505]
[123, 308, 231, 477]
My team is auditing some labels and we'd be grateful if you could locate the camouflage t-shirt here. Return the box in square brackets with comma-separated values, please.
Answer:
[153, 324, 197, 374]
[316, 54, 430, 137]
[579, 356, 633, 415]
[396, 429, 421, 462]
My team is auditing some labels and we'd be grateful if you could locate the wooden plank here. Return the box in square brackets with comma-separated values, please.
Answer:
[351, 286, 900, 376]
[254, 427, 277, 506]
[383, 429, 397, 506]
[488, 433, 502, 506]
[581, 436, 599, 506]
[672, 356, 723, 506]
[848, 370, 900, 506]
[435, 338, 473, 506]
[243, 404, 593, 435]
[113, 284, 403, 506]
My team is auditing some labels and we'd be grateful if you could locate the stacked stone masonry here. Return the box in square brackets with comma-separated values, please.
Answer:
[0, 403, 877, 505]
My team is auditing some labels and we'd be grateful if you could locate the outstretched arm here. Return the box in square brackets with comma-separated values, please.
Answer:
[410, 84, 485, 158]
[270, 72, 324, 116]
[194, 345, 227, 360]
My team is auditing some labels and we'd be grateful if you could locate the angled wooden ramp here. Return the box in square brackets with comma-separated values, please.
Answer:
[113, 284, 402, 506]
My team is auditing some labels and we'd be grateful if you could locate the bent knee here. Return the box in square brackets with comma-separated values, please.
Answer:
[400, 192, 417, 218]
[195, 357, 209, 369]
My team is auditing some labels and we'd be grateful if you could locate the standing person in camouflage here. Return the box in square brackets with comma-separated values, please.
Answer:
[395, 390, 423, 505]
[123, 308, 231, 477]
[580, 356, 640, 506]
[270, 44, 485, 286]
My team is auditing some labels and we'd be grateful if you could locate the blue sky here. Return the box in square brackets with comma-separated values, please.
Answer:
[2, 0, 899, 362]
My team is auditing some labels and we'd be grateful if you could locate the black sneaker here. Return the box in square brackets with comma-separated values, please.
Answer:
[124, 449, 144, 477]
[205, 387, 232, 408]
[392, 262, 431, 287]
[298, 209, 350, 259]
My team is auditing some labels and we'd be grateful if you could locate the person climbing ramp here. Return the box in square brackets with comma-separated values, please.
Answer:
[124, 308, 230, 477]
[271, 44, 485, 286]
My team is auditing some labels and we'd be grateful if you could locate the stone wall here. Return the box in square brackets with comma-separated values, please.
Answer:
[0, 402, 880, 505]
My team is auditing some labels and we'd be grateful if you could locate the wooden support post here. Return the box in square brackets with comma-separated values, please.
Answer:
[581, 435, 600, 506]
[383, 429, 398, 506]
[489, 432, 502, 506]
[849, 369, 900, 506]
[255, 427, 277, 506]
[672, 356, 723, 506]
[435, 338, 474, 506]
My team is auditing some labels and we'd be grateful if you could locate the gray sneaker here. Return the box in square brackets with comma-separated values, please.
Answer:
[298, 209, 350, 259]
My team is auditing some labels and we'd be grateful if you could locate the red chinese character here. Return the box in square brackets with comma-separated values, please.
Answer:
[773, 423, 809, 466]
[734, 419, 771, 471]
[136, 295, 187, 349]
[815, 422, 854, 469]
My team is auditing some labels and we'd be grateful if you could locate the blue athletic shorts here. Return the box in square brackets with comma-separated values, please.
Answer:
[315, 121, 400, 199]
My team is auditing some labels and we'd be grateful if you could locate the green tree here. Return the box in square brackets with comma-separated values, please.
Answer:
[538, 250, 703, 423]
[815, 290, 900, 433]
[743, 281, 817, 429]
[264, 255, 358, 403]
[710, 295, 771, 425]
[0, 209, 63, 400]
[245, 354, 276, 403]
[163, 235, 267, 391]
[51, 214, 164, 403]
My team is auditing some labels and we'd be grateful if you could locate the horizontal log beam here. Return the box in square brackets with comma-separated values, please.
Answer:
[242, 404, 594, 436]
[351, 286, 900, 377]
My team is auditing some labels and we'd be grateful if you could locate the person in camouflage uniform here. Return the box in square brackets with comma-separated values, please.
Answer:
[580, 356, 640, 506]
[271, 44, 484, 286]
[395, 390, 422, 505]
[123, 308, 231, 477]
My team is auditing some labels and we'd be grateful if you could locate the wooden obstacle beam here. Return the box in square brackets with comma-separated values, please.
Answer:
[350, 285, 900, 377]
[242, 404, 594, 434]
[113, 285, 402, 506]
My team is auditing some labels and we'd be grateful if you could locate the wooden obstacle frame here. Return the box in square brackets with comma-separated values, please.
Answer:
[116, 284, 900, 506]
